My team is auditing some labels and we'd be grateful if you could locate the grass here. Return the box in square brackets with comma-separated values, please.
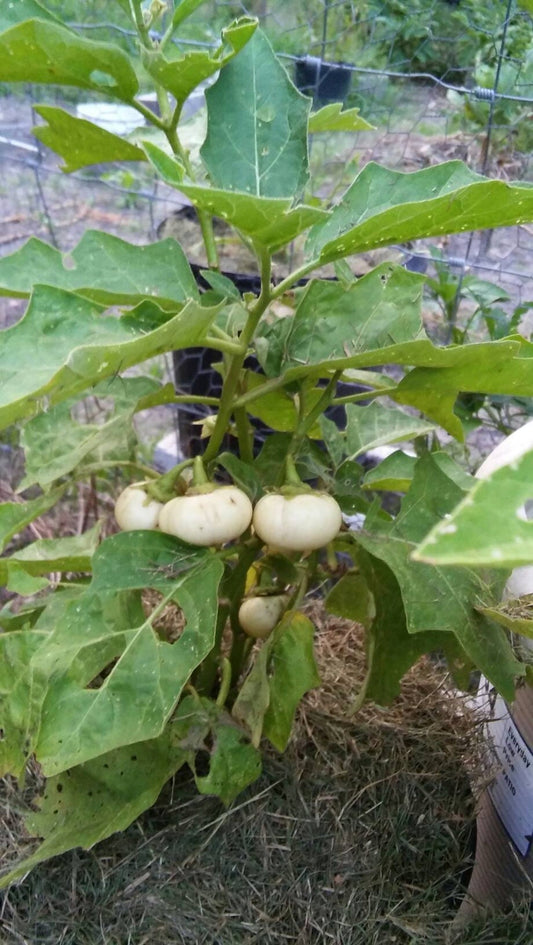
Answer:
[0, 609, 531, 945]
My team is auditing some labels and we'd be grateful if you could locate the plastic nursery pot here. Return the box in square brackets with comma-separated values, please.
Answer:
[294, 56, 352, 105]
[172, 265, 369, 460]
[456, 421, 533, 924]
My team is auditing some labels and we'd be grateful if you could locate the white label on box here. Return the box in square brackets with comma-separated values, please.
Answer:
[478, 680, 533, 856]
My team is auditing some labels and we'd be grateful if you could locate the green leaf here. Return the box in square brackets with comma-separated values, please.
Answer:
[517, 0, 533, 12]
[143, 145, 329, 251]
[0, 629, 48, 778]
[319, 415, 346, 469]
[0, 731, 186, 889]
[194, 715, 262, 806]
[0, 488, 64, 553]
[306, 161, 533, 264]
[90, 530, 209, 593]
[145, 17, 256, 104]
[216, 452, 262, 502]
[33, 534, 223, 774]
[232, 642, 271, 747]
[263, 612, 320, 752]
[33, 105, 146, 172]
[309, 102, 374, 133]
[355, 550, 456, 706]
[172, 0, 208, 28]
[414, 449, 533, 568]
[324, 572, 374, 626]
[242, 372, 321, 437]
[352, 455, 523, 700]
[20, 376, 160, 489]
[0, 20, 139, 101]
[362, 450, 417, 492]
[258, 265, 426, 378]
[6, 566, 50, 596]
[0, 0, 61, 29]
[172, 695, 262, 805]
[478, 599, 533, 642]
[0, 287, 218, 430]
[345, 403, 435, 459]
[201, 29, 310, 198]
[0, 230, 199, 305]
[394, 339, 533, 437]
[0, 525, 101, 585]
[333, 460, 368, 515]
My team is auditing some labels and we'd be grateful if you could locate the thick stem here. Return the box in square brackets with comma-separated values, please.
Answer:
[234, 406, 254, 464]
[202, 247, 272, 465]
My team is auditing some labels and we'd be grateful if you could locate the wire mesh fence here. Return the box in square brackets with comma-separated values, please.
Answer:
[1, 1, 532, 357]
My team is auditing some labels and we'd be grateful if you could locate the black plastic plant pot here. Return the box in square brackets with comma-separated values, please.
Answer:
[294, 56, 352, 105]
[173, 269, 368, 460]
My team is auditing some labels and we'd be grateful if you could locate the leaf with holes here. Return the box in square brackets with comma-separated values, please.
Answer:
[31, 533, 223, 775]
[0, 731, 187, 889]
[20, 376, 161, 490]
[414, 448, 533, 568]
[0, 19, 138, 100]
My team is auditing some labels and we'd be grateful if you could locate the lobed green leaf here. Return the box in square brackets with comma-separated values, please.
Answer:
[352, 455, 523, 700]
[0, 731, 187, 889]
[306, 161, 533, 263]
[145, 17, 257, 104]
[414, 449, 533, 568]
[0, 19, 139, 101]
[20, 376, 161, 489]
[0, 230, 199, 306]
[0, 287, 219, 430]
[33, 105, 146, 172]
[309, 102, 375, 133]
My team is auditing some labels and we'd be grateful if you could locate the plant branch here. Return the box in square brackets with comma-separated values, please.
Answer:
[270, 258, 321, 300]
[202, 247, 272, 464]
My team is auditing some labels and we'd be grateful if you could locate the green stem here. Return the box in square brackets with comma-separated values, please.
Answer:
[234, 375, 291, 410]
[290, 371, 342, 458]
[192, 455, 209, 486]
[205, 336, 244, 356]
[75, 460, 159, 480]
[331, 389, 387, 407]
[202, 247, 272, 465]
[270, 258, 320, 300]
[130, 0, 152, 46]
[131, 97, 167, 131]
[234, 406, 254, 464]
[146, 458, 194, 501]
[216, 657, 232, 708]
[171, 394, 221, 407]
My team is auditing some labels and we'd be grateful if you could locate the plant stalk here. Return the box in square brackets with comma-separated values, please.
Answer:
[202, 247, 272, 464]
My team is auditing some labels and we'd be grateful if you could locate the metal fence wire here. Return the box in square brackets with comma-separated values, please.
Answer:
[0, 0, 532, 455]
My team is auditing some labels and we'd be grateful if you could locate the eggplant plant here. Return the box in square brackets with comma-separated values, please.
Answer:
[1, 0, 533, 885]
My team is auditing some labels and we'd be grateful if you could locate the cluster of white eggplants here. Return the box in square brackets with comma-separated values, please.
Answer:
[114, 480, 343, 638]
